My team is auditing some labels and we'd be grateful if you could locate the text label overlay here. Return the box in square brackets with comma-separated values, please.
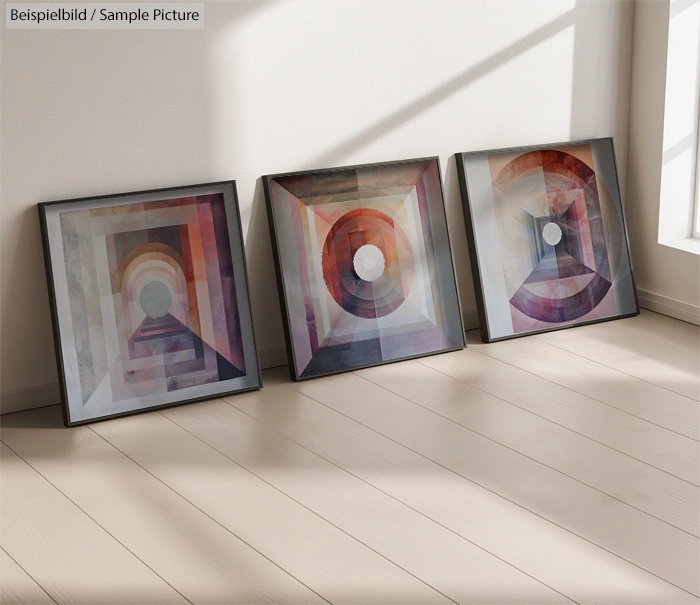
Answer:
[6, 3, 204, 29]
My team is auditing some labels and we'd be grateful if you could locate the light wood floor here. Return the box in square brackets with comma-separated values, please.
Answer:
[1, 309, 698, 605]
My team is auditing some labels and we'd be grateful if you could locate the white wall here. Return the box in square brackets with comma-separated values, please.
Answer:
[0, 0, 635, 412]
[626, 0, 700, 324]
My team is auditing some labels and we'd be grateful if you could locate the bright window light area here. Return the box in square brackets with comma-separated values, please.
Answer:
[695, 128, 700, 238]
[658, 0, 700, 254]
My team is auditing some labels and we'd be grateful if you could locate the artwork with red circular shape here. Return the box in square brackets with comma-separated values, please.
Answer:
[267, 158, 464, 379]
[458, 139, 638, 342]
[322, 208, 414, 319]
[495, 149, 612, 323]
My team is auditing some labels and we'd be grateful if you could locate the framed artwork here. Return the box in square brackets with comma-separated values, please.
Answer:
[456, 137, 639, 343]
[265, 157, 465, 380]
[39, 181, 261, 426]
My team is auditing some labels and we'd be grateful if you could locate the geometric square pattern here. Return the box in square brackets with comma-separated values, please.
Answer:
[458, 139, 638, 342]
[266, 158, 464, 379]
[40, 183, 261, 425]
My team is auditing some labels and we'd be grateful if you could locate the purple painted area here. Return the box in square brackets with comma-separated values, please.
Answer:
[208, 195, 246, 373]
[415, 164, 438, 284]
[584, 175, 611, 282]
[288, 192, 320, 356]
[510, 273, 612, 323]
[300, 324, 461, 378]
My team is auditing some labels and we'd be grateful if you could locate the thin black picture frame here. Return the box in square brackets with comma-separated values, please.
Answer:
[39, 180, 263, 427]
[456, 137, 640, 343]
[264, 156, 466, 381]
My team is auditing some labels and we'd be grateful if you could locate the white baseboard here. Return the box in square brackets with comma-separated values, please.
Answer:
[0, 309, 482, 416]
[1, 383, 61, 416]
[636, 287, 700, 325]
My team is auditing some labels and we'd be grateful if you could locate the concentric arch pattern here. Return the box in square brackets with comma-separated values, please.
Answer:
[494, 149, 612, 323]
[458, 138, 639, 341]
[267, 158, 464, 379]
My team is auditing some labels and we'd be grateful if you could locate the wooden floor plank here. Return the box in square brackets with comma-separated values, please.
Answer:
[285, 371, 700, 597]
[0, 407, 327, 605]
[419, 349, 699, 485]
[226, 372, 698, 604]
[2, 311, 697, 605]
[160, 397, 571, 605]
[0, 549, 56, 605]
[537, 311, 700, 400]
[89, 408, 452, 605]
[464, 330, 699, 441]
[359, 358, 699, 536]
[0, 443, 186, 605]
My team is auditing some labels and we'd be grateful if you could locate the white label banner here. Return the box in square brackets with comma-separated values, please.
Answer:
[6, 3, 204, 29]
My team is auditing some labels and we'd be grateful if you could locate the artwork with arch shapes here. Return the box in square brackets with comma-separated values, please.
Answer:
[265, 157, 465, 380]
[457, 138, 639, 343]
[39, 181, 261, 425]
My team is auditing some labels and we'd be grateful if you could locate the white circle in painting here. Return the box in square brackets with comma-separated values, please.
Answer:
[353, 244, 385, 282]
[139, 281, 172, 318]
[542, 222, 563, 246]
